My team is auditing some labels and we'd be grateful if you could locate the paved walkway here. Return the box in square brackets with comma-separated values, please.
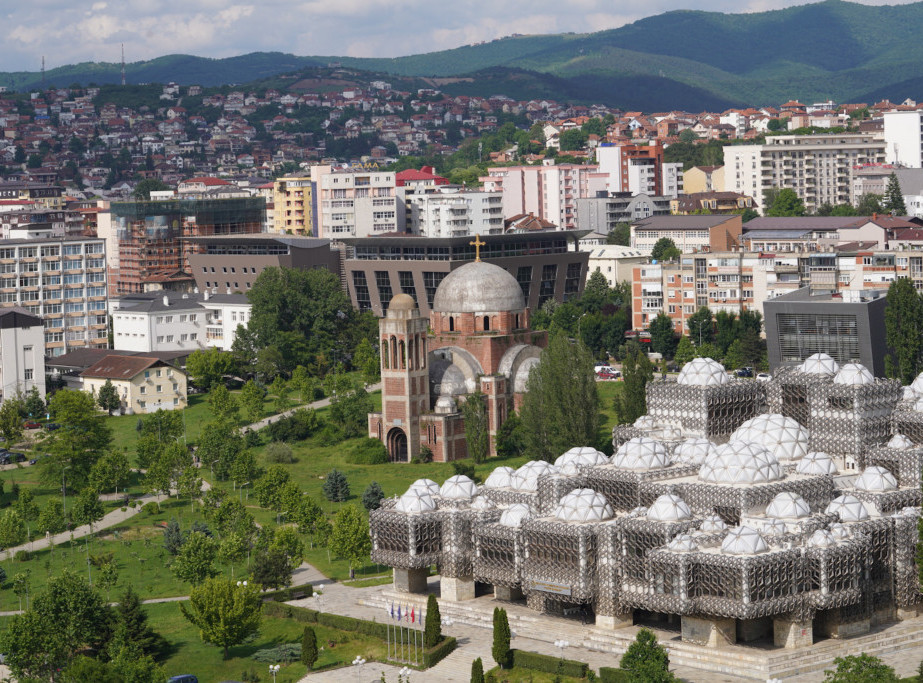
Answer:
[242, 382, 382, 432]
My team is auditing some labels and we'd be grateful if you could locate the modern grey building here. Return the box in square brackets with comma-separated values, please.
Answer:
[340, 231, 590, 316]
[575, 192, 671, 236]
[763, 287, 889, 376]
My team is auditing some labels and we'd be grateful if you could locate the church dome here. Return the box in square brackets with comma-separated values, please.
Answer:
[432, 261, 525, 313]
[388, 293, 417, 311]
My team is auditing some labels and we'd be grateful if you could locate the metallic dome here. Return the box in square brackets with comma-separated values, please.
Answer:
[799, 352, 839, 375]
[394, 489, 437, 514]
[853, 466, 898, 492]
[553, 488, 614, 523]
[766, 491, 811, 519]
[825, 494, 870, 522]
[730, 414, 810, 462]
[647, 494, 692, 522]
[673, 438, 715, 466]
[483, 466, 516, 489]
[699, 441, 783, 484]
[676, 357, 729, 386]
[439, 475, 478, 499]
[432, 261, 525, 313]
[795, 451, 838, 476]
[833, 363, 874, 386]
[721, 526, 769, 555]
[499, 503, 532, 528]
[611, 437, 671, 470]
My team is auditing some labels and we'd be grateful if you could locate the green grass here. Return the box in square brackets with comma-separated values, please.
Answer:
[147, 600, 389, 683]
[486, 664, 590, 682]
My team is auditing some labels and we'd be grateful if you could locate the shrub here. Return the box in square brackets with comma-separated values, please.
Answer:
[413, 445, 433, 464]
[362, 482, 385, 511]
[599, 668, 631, 683]
[13, 550, 31, 562]
[252, 643, 301, 663]
[244, 429, 262, 448]
[492, 607, 511, 669]
[452, 460, 477, 482]
[265, 441, 294, 464]
[263, 409, 319, 443]
[424, 636, 456, 668]
[345, 438, 388, 465]
[424, 593, 442, 648]
[322, 469, 350, 502]
[619, 628, 674, 681]
[141, 501, 160, 515]
[316, 422, 345, 446]
[512, 650, 588, 678]
[302, 626, 318, 669]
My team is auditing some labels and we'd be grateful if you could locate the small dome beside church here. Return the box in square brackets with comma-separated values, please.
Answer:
[432, 261, 525, 313]
[388, 293, 417, 311]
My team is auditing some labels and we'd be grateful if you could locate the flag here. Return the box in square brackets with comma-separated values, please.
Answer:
[389, 602, 394, 620]
[419, 609, 424, 626]
[411, 607, 415, 623]
[397, 605, 402, 621]
[405, 605, 410, 622]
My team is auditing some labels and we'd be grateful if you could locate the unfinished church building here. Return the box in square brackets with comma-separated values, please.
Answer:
[369, 354, 923, 650]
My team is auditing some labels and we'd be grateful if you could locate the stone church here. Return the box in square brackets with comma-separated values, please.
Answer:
[368, 256, 547, 462]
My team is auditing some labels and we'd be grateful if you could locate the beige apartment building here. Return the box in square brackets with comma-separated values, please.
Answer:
[81, 354, 187, 414]
[311, 165, 403, 239]
[272, 175, 313, 235]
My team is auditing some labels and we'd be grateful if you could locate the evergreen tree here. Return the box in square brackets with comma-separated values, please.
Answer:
[613, 343, 654, 425]
[462, 389, 490, 463]
[250, 548, 293, 589]
[648, 312, 677, 359]
[322, 469, 350, 502]
[686, 306, 715, 346]
[884, 277, 923, 384]
[471, 657, 485, 683]
[23, 387, 45, 419]
[520, 331, 600, 463]
[883, 172, 907, 215]
[424, 593, 442, 648]
[301, 626, 318, 669]
[361, 481, 384, 511]
[492, 607, 512, 669]
[116, 585, 161, 655]
[619, 628, 675, 682]
[97, 379, 121, 415]
[673, 336, 696, 366]
[163, 518, 184, 555]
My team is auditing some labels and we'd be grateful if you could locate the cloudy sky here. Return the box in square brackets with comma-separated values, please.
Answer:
[3, 0, 913, 72]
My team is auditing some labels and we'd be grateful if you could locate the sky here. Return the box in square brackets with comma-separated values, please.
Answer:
[2, 0, 916, 72]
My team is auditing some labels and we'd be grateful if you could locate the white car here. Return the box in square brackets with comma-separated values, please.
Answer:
[756, 372, 772, 382]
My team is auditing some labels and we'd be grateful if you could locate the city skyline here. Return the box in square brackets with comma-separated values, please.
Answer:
[3, 0, 914, 74]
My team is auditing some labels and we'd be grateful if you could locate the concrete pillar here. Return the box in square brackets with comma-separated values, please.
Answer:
[773, 617, 812, 649]
[494, 585, 524, 602]
[393, 567, 428, 594]
[898, 605, 921, 621]
[596, 612, 634, 630]
[681, 616, 736, 648]
[441, 575, 476, 602]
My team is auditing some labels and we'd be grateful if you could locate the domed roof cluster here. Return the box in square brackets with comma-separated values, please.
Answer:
[833, 363, 875, 386]
[555, 447, 608, 469]
[721, 526, 769, 555]
[647, 494, 692, 522]
[730, 414, 809, 461]
[888, 434, 914, 450]
[499, 503, 532, 528]
[853, 466, 898, 492]
[766, 492, 811, 519]
[440, 475, 478, 499]
[673, 438, 714, 466]
[409, 479, 440, 496]
[795, 452, 838, 476]
[394, 488, 438, 514]
[799, 353, 839, 376]
[826, 495, 869, 522]
[483, 466, 516, 489]
[432, 261, 525, 313]
[699, 441, 783, 484]
[553, 488, 614, 523]
[513, 461, 559, 492]
[611, 437, 671, 470]
[676, 358, 730, 387]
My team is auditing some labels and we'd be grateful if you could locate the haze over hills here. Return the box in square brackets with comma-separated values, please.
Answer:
[6, 0, 923, 110]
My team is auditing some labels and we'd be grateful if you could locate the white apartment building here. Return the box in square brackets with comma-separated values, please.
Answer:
[111, 291, 251, 353]
[883, 110, 923, 168]
[403, 187, 503, 237]
[0, 237, 108, 357]
[480, 162, 608, 231]
[0, 308, 45, 403]
[724, 133, 886, 214]
[596, 145, 683, 198]
[311, 165, 404, 239]
[584, 245, 648, 287]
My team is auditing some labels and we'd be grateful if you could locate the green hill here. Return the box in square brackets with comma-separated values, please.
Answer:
[5, 1, 923, 109]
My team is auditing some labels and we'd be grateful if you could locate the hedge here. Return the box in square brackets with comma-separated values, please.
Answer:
[261, 582, 314, 603]
[423, 636, 457, 668]
[263, 602, 319, 622]
[511, 649, 588, 678]
[599, 667, 631, 683]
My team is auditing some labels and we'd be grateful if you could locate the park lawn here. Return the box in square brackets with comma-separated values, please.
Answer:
[0, 466, 147, 519]
[596, 379, 624, 440]
[486, 665, 591, 682]
[146, 600, 389, 683]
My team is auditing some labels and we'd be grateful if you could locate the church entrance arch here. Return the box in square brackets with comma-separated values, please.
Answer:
[387, 428, 409, 462]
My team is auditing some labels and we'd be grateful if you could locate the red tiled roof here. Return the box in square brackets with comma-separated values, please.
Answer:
[81, 354, 161, 380]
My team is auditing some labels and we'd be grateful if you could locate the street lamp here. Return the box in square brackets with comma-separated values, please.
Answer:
[268, 664, 280, 682]
[399, 665, 412, 683]
[352, 655, 366, 681]
[554, 639, 569, 660]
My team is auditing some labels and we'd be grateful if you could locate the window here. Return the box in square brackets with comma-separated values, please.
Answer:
[140, 386, 146, 395]
[539, 264, 558, 306]
[352, 271, 371, 311]
[156, 385, 162, 393]
[375, 271, 393, 308]
[173, 383, 179, 391]
[24, 369, 33, 380]
[173, 398, 179, 406]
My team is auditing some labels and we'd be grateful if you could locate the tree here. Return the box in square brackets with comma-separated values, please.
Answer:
[328, 377, 374, 437]
[240, 379, 265, 423]
[41, 389, 113, 490]
[217, 532, 249, 577]
[132, 178, 170, 200]
[362, 481, 385, 511]
[196, 419, 243, 481]
[37, 499, 66, 535]
[767, 188, 806, 217]
[164, 520, 185, 557]
[883, 172, 907, 215]
[97, 378, 121, 414]
[619, 628, 676, 682]
[178, 466, 203, 511]
[302, 626, 319, 669]
[97, 560, 119, 601]
[115, 585, 161, 655]
[145, 441, 191, 495]
[714, 310, 739, 356]
[353, 337, 381, 385]
[723, 339, 746, 370]
[323, 468, 351, 502]
[329, 504, 371, 578]
[885, 278, 923, 384]
[89, 450, 132, 495]
[0, 509, 26, 549]
[462, 389, 490, 463]
[650, 237, 681, 261]
[15, 488, 39, 540]
[207, 384, 239, 421]
[0, 571, 110, 681]
[186, 348, 237, 390]
[520, 331, 600, 463]
[424, 593, 442, 648]
[496, 413, 525, 458]
[23, 386, 45, 419]
[180, 576, 263, 659]
[823, 654, 898, 683]
[255, 465, 292, 509]
[71, 487, 105, 532]
[492, 606, 512, 669]
[173, 530, 219, 585]
[251, 547, 293, 589]
[648, 312, 677, 359]
[856, 193, 883, 216]
[471, 657, 485, 683]
[607, 222, 631, 246]
[613, 342, 654, 425]
[0, 397, 24, 446]
[686, 306, 715, 346]
[673, 336, 696, 366]
[289, 365, 315, 402]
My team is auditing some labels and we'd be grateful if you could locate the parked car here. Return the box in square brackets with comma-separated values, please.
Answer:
[22, 420, 40, 429]
[735, 367, 754, 378]
[594, 363, 611, 374]
[168, 676, 199, 683]
[596, 367, 622, 380]
[44, 422, 60, 431]
[756, 372, 772, 382]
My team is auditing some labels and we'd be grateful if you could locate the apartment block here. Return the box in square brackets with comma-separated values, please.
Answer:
[575, 192, 671, 235]
[630, 215, 742, 254]
[272, 175, 314, 235]
[597, 143, 683, 198]
[403, 186, 504, 237]
[0, 308, 45, 403]
[0, 182, 65, 210]
[480, 162, 608, 231]
[883, 110, 923, 168]
[0, 236, 108, 357]
[311, 165, 403, 239]
[724, 133, 885, 214]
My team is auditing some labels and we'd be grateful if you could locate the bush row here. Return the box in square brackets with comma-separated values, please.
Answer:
[598, 667, 631, 682]
[423, 636, 457, 668]
[511, 649, 589, 678]
[261, 582, 314, 603]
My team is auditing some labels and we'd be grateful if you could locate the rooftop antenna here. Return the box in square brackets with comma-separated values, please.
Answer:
[121, 44, 126, 86]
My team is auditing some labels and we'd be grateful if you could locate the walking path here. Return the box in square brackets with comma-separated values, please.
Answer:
[242, 382, 382, 433]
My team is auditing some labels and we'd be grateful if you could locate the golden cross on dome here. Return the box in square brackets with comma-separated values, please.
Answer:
[470, 234, 485, 262]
